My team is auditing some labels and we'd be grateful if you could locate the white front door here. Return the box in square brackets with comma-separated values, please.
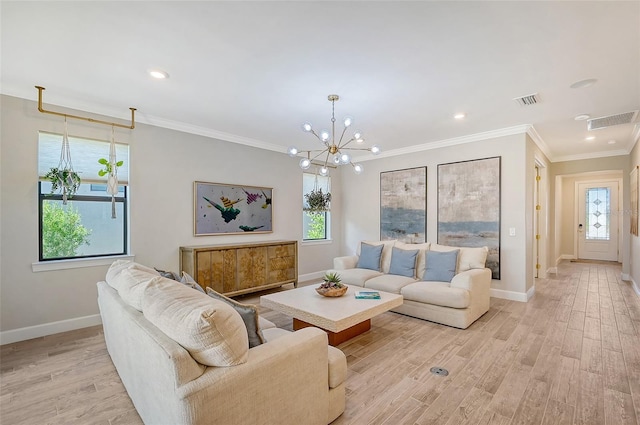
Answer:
[577, 181, 619, 261]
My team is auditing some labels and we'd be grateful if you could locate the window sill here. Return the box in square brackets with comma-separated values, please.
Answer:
[32, 254, 135, 273]
[301, 239, 333, 246]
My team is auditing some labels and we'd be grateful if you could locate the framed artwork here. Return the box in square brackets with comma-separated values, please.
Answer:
[380, 167, 427, 243]
[438, 157, 501, 279]
[194, 181, 273, 236]
[631, 165, 639, 236]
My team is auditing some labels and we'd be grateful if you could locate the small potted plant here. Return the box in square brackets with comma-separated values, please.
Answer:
[44, 167, 81, 204]
[97, 157, 124, 177]
[304, 187, 331, 213]
[316, 272, 347, 297]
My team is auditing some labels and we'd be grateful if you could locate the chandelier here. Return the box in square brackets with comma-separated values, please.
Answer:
[287, 94, 380, 175]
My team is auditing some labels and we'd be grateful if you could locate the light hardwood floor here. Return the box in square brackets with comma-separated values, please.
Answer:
[1, 261, 639, 425]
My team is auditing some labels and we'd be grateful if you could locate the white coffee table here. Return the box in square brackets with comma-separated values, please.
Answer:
[260, 285, 403, 346]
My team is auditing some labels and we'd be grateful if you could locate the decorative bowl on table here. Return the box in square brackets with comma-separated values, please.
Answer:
[316, 272, 348, 297]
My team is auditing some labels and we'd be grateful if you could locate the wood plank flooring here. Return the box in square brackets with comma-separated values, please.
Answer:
[1, 261, 639, 425]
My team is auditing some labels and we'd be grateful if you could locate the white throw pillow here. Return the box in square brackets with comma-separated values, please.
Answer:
[429, 244, 488, 272]
[106, 260, 159, 288]
[111, 268, 164, 311]
[142, 278, 249, 367]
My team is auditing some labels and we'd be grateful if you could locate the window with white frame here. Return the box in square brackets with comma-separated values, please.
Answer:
[303, 172, 331, 241]
[38, 131, 129, 261]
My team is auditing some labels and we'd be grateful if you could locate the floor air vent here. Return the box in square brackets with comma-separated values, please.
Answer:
[587, 111, 638, 130]
[513, 93, 540, 106]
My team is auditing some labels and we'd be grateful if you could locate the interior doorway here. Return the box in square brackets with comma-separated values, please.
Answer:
[576, 180, 620, 261]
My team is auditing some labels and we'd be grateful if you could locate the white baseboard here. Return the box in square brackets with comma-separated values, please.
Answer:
[0, 314, 102, 345]
[632, 277, 640, 297]
[527, 286, 536, 301]
[556, 254, 575, 265]
[622, 273, 630, 281]
[490, 288, 528, 302]
[299, 271, 325, 282]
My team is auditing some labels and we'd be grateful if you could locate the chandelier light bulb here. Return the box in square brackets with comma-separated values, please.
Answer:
[299, 158, 311, 170]
[370, 145, 381, 155]
[287, 146, 298, 157]
[353, 163, 363, 174]
[319, 166, 329, 176]
[333, 155, 341, 165]
[302, 122, 313, 132]
[343, 116, 353, 127]
[320, 130, 330, 142]
[353, 130, 363, 141]
[340, 153, 351, 164]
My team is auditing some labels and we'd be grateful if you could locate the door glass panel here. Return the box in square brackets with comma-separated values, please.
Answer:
[585, 187, 610, 240]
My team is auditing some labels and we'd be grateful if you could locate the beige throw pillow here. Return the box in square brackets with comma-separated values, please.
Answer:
[142, 278, 248, 367]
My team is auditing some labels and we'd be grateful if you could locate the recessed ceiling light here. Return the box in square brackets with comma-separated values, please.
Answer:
[608, 140, 617, 145]
[574, 114, 590, 121]
[570, 78, 597, 89]
[454, 113, 466, 120]
[585, 136, 595, 141]
[149, 69, 169, 79]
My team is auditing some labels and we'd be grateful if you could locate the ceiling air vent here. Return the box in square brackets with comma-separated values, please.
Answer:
[513, 93, 540, 106]
[587, 111, 638, 130]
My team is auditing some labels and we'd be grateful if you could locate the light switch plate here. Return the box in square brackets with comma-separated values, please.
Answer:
[509, 227, 516, 236]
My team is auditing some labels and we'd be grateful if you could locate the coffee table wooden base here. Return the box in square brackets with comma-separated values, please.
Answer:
[293, 318, 371, 346]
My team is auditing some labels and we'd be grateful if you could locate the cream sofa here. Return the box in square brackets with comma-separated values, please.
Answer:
[98, 261, 346, 425]
[329, 240, 491, 329]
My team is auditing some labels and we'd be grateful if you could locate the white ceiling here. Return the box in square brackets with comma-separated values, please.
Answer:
[2, 1, 639, 162]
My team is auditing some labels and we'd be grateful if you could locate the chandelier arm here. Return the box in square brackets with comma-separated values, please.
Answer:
[310, 149, 330, 163]
[323, 150, 331, 169]
[339, 147, 373, 151]
[339, 137, 356, 149]
[337, 126, 349, 147]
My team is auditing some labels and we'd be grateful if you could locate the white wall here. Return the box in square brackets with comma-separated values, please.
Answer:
[340, 133, 530, 300]
[0, 95, 342, 339]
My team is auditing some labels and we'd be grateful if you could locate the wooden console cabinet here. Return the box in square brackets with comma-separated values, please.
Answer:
[179, 240, 298, 296]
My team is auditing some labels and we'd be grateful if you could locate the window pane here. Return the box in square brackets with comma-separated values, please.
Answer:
[303, 211, 327, 240]
[40, 183, 126, 260]
[585, 187, 610, 240]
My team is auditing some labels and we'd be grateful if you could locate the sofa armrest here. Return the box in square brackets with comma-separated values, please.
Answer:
[333, 255, 358, 270]
[450, 268, 492, 292]
[176, 327, 337, 424]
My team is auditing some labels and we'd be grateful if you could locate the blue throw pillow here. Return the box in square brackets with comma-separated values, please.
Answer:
[357, 243, 384, 271]
[423, 250, 459, 282]
[389, 247, 419, 277]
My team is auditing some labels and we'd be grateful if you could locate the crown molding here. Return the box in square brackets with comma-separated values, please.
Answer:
[525, 125, 554, 161]
[352, 124, 532, 162]
[551, 148, 631, 163]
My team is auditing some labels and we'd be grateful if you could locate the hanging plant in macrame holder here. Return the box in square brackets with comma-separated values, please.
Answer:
[45, 117, 81, 205]
[97, 126, 123, 219]
[304, 173, 331, 213]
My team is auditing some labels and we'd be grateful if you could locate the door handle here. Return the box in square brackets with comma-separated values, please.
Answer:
[578, 223, 583, 232]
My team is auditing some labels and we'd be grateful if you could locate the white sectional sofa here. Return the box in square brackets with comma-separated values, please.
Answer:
[98, 261, 346, 425]
[329, 240, 492, 329]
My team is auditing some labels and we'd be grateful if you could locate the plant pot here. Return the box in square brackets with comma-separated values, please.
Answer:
[316, 285, 348, 297]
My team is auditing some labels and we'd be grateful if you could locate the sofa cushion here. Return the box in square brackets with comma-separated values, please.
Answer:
[331, 268, 383, 287]
[106, 260, 159, 289]
[357, 240, 396, 273]
[401, 281, 470, 309]
[259, 316, 277, 330]
[388, 246, 419, 277]
[357, 243, 384, 271]
[206, 287, 264, 348]
[115, 269, 165, 311]
[424, 250, 459, 282]
[430, 244, 488, 272]
[364, 274, 417, 294]
[142, 278, 248, 367]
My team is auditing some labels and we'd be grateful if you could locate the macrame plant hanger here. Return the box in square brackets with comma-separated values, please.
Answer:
[106, 126, 119, 219]
[58, 117, 75, 205]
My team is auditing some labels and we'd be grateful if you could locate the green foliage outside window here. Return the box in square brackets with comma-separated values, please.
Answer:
[42, 202, 91, 258]
[305, 212, 326, 239]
